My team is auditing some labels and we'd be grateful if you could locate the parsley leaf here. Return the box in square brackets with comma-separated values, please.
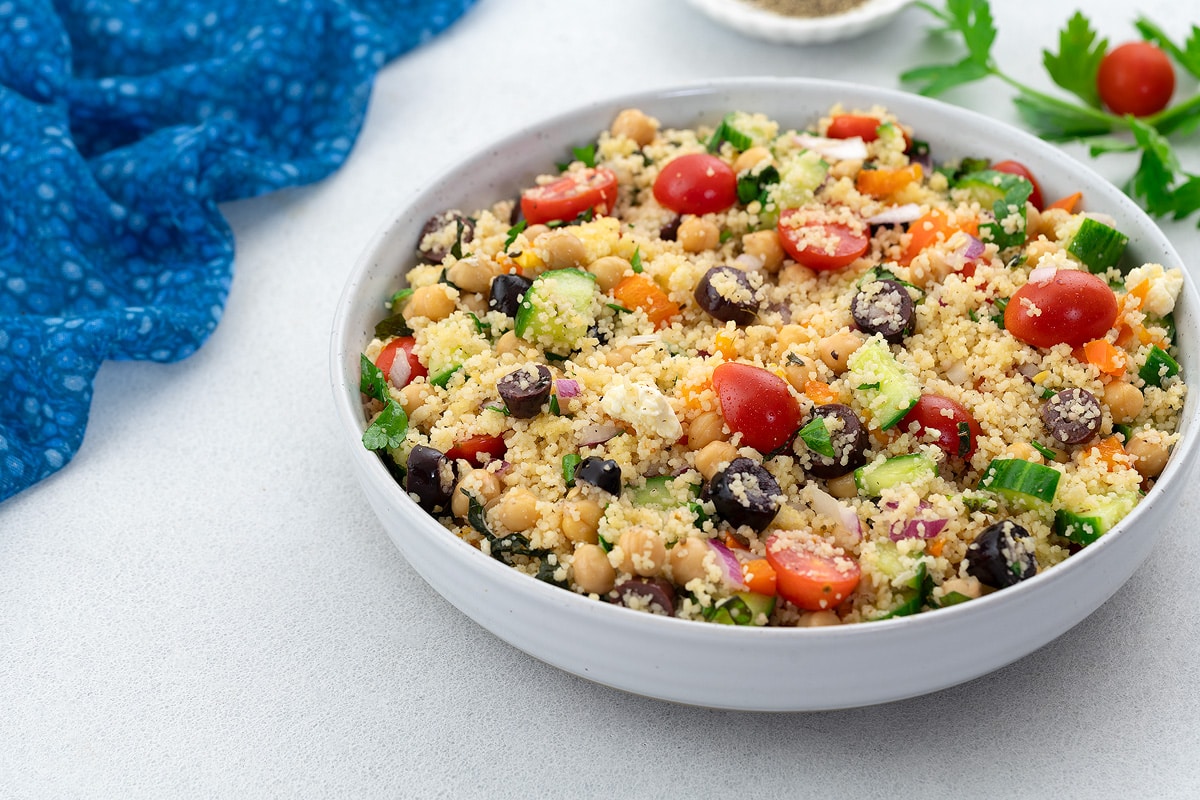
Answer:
[362, 401, 408, 451]
[1011, 92, 1113, 140]
[630, 247, 643, 273]
[1136, 17, 1200, 80]
[1043, 12, 1106, 108]
[504, 220, 527, 251]
[1128, 118, 1181, 216]
[360, 354, 390, 403]
[899, 57, 991, 97]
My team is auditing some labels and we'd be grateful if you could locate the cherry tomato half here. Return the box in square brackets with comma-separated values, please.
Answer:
[375, 336, 426, 389]
[446, 434, 507, 468]
[764, 533, 861, 611]
[652, 153, 737, 215]
[1004, 269, 1118, 349]
[899, 394, 983, 460]
[711, 362, 801, 454]
[521, 167, 619, 225]
[777, 209, 870, 272]
[826, 114, 882, 142]
[991, 160, 1044, 211]
[1097, 42, 1175, 117]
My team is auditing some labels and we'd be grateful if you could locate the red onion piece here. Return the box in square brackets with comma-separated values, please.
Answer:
[1028, 265, 1056, 285]
[889, 517, 949, 541]
[388, 357, 411, 389]
[962, 234, 986, 260]
[579, 421, 623, 447]
[807, 486, 862, 541]
[707, 539, 747, 590]
[555, 379, 581, 398]
[795, 133, 869, 161]
[865, 203, 922, 226]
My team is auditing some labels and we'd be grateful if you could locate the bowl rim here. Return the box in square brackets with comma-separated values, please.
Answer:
[330, 76, 1199, 646]
[685, 0, 917, 42]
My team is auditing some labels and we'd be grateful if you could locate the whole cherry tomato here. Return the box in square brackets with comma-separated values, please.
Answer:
[1004, 269, 1118, 348]
[652, 153, 737, 215]
[777, 209, 870, 272]
[711, 362, 801, 453]
[764, 532, 861, 611]
[991, 160, 1045, 211]
[1097, 41, 1175, 117]
[446, 434, 507, 468]
[521, 167, 619, 224]
[374, 336, 426, 389]
[899, 394, 983, 460]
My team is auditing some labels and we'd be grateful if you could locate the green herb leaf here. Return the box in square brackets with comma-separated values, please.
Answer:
[562, 453, 582, 486]
[900, 57, 992, 97]
[360, 353, 390, 402]
[389, 287, 414, 308]
[504, 220, 527, 251]
[548, 394, 561, 415]
[362, 401, 408, 451]
[630, 247, 643, 273]
[1030, 441, 1058, 460]
[1128, 118, 1181, 216]
[1011, 92, 1114, 140]
[607, 302, 632, 314]
[1043, 12, 1107, 108]
[736, 164, 780, 206]
[374, 313, 412, 339]
[798, 417, 836, 458]
[1136, 17, 1200, 80]
[450, 218, 467, 260]
[573, 143, 597, 168]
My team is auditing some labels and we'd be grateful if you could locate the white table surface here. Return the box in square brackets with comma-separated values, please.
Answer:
[4, 0, 1200, 796]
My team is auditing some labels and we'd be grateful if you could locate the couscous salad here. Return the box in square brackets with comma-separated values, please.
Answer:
[358, 105, 1186, 626]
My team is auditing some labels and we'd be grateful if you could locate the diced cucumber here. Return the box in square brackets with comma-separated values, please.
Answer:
[629, 475, 699, 509]
[768, 150, 829, 211]
[1139, 344, 1180, 388]
[1066, 217, 1128, 273]
[709, 591, 776, 626]
[956, 170, 1032, 250]
[978, 458, 1060, 509]
[513, 268, 598, 355]
[846, 337, 920, 430]
[1053, 491, 1139, 545]
[862, 539, 928, 620]
[934, 590, 972, 608]
[429, 364, 462, 388]
[854, 453, 937, 497]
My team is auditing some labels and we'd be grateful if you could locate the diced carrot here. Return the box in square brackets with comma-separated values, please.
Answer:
[1115, 323, 1136, 349]
[900, 209, 979, 265]
[927, 538, 945, 558]
[612, 274, 681, 329]
[742, 558, 778, 596]
[1090, 435, 1127, 472]
[723, 532, 750, 552]
[1125, 278, 1151, 312]
[679, 378, 711, 411]
[1081, 339, 1127, 377]
[855, 164, 923, 198]
[1047, 191, 1082, 213]
[804, 379, 838, 405]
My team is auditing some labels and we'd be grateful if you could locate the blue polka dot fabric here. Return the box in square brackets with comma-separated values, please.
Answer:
[0, 0, 476, 502]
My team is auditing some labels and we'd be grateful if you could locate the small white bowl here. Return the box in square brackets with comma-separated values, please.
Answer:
[331, 78, 1199, 711]
[684, 0, 917, 44]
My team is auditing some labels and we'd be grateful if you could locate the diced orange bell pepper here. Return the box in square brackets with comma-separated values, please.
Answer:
[713, 329, 739, 360]
[1047, 191, 1082, 213]
[1090, 436, 1127, 472]
[855, 164, 923, 198]
[804, 379, 838, 405]
[900, 209, 979, 265]
[1081, 339, 1127, 377]
[927, 538, 945, 558]
[612, 274, 680, 329]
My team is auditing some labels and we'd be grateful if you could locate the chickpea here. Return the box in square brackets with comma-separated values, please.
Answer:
[796, 610, 842, 627]
[668, 537, 712, 586]
[451, 468, 502, 519]
[1024, 237, 1059, 269]
[605, 345, 638, 368]
[403, 283, 456, 322]
[493, 487, 541, 532]
[818, 330, 863, 373]
[779, 263, 817, 287]
[783, 355, 816, 393]
[398, 383, 432, 416]
[695, 440, 740, 481]
[687, 410, 728, 450]
[1104, 381, 1144, 425]
[732, 146, 771, 175]
[610, 108, 658, 147]
[589, 255, 631, 293]
[459, 292, 488, 314]
[776, 324, 814, 350]
[677, 216, 721, 253]
[616, 526, 667, 577]
[561, 499, 604, 544]
[742, 230, 785, 272]
[825, 472, 859, 499]
[541, 230, 588, 270]
[446, 255, 498, 294]
[1004, 442, 1043, 464]
[940, 576, 983, 600]
[522, 223, 550, 245]
[494, 330, 522, 357]
[1031, 207, 1071, 240]
[1126, 432, 1170, 478]
[572, 543, 616, 595]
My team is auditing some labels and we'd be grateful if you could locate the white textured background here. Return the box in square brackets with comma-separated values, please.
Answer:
[4, 0, 1200, 796]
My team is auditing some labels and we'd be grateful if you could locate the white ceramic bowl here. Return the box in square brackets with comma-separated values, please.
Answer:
[684, 0, 916, 44]
[331, 78, 1199, 711]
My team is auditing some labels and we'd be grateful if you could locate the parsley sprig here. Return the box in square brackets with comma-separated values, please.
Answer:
[902, 0, 1200, 224]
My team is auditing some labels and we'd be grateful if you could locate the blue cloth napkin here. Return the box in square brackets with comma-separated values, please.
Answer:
[0, 0, 476, 502]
